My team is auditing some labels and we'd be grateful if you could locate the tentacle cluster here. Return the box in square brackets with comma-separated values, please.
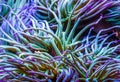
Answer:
[0, 0, 120, 82]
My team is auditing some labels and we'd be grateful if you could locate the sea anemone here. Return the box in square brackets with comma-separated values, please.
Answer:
[31, 0, 120, 31]
[0, 0, 29, 25]
[0, 12, 120, 81]
[0, 0, 120, 82]
[104, 3, 120, 39]
[62, 27, 120, 81]
[105, 3, 120, 25]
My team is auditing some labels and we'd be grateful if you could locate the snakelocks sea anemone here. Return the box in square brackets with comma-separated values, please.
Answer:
[0, 0, 120, 82]
[104, 3, 120, 39]
[0, 0, 30, 25]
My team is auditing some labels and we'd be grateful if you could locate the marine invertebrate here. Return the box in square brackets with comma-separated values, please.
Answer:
[105, 4, 120, 25]
[32, 0, 119, 31]
[0, 12, 120, 81]
[0, 51, 62, 81]
[0, 0, 29, 25]
[0, 0, 120, 82]
[0, 2, 103, 56]
[63, 51, 120, 81]
[62, 27, 120, 81]
[0, 10, 81, 81]
[104, 3, 120, 39]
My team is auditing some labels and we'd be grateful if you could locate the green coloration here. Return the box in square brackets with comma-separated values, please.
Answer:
[105, 6, 120, 25]
[0, 0, 120, 81]
[0, 0, 28, 25]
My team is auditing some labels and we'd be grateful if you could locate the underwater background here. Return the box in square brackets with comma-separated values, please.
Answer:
[0, 0, 120, 82]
